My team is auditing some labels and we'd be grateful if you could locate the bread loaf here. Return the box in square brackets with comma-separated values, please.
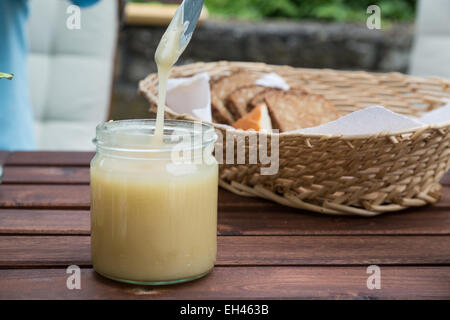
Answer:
[226, 85, 266, 119]
[210, 71, 261, 124]
[264, 90, 339, 132]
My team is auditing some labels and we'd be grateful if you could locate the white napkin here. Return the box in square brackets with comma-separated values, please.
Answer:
[290, 106, 425, 136]
[419, 99, 450, 125]
[166, 72, 212, 122]
[255, 72, 290, 90]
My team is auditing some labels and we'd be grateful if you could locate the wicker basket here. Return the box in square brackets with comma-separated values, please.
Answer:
[139, 61, 450, 216]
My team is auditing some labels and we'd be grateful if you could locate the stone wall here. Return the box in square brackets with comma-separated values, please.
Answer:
[111, 19, 414, 119]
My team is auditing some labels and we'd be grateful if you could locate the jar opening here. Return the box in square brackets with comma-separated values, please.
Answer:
[94, 119, 217, 153]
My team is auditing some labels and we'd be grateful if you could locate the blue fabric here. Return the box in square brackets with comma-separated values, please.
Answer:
[0, 0, 100, 151]
[0, 0, 34, 150]
[72, 0, 101, 8]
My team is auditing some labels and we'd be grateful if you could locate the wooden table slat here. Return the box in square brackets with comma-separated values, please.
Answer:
[0, 210, 90, 235]
[0, 151, 9, 165]
[1, 235, 449, 267]
[2, 165, 450, 186]
[2, 183, 450, 209]
[0, 185, 90, 208]
[1, 266, 449, 300]
[1, 207, 450, 236]
[2, 166, 90, 184]
[5, 152, 94, 167]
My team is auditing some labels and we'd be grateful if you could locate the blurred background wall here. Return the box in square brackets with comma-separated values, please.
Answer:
[111, 0, 418, 120]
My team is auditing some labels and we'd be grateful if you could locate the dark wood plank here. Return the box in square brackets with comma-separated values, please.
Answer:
[2, 183, 450, 209]
[0, 151, 9, 165]
[5, 152, 94, 167]
[1, 207, 449, 236]
[0, 235, 448, 267]
[219, 206, 450, 236]
[224, 235, 450, 265]
[0, 185, 89, 208]
[2, 164, 448, 186]
[1, 167, 90, 184]
[0, 266, 448, 299]
[0, 210, 90, 234]
[6, 182, 449, 210]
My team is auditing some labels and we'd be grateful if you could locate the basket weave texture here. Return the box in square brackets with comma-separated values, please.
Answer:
[139, 61, 450, 216]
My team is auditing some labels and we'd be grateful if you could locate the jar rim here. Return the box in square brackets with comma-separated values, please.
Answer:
[93, 119, 217, 153]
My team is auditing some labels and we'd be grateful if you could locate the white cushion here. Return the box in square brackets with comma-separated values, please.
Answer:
[45, 55, 112, 123]
[34, 120, 99, 151]
[28, 0, 118, 150]
[28, 53, 51, 121]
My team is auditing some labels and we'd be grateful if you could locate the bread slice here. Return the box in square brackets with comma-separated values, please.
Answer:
[247, 87, 310, 112]
[233, 103, 272, 131]
[263, 91, 339, 132]
[210, 71, 261, 124]
[247, 88, 281, 112]
[226, 85, 266, 119]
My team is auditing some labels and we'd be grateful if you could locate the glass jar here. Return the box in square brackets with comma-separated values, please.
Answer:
[90, 119, 218, 285]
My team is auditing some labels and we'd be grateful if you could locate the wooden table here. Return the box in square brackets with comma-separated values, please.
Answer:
[0, 151, 449, 300]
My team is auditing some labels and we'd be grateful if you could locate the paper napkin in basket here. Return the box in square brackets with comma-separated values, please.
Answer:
[255, 73, 290, 90]
[289, 106, 425, 136]
[419, 99, 450, 125]
[166, 72, 212, 122]
[288, 100, 450, 136]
